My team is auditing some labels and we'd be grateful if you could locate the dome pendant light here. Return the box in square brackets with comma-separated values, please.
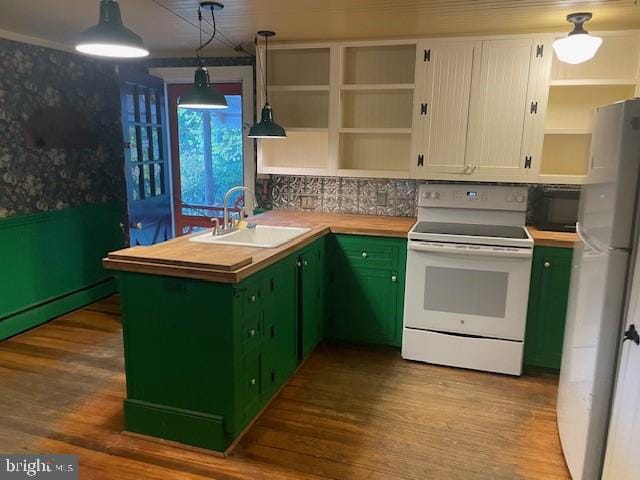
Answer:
[178, 2, 228, 110]
[249, 31, 287, 139]
[76, 0, 149, 58]
[552, 12, 603, 65]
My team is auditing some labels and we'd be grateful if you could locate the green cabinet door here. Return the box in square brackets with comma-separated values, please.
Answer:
[524, 246, 573, 371]
[329, 265, 400, 346]
[299, 238, 326, 358]
[327, 235, 406, 347]
[260, 256, 298, 399]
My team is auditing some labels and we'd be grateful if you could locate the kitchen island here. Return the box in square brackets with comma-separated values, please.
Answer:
[104, 211, 414, 453]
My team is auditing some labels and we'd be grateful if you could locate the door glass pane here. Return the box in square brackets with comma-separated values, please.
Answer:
[142, 164, 152, 198]
[149, 90, 158, 122]
[131, 165, 141, 200]
[140, 128, 149, 161]
[138, 90, 147, 123]
[126, 92, 135, 123]
[152, 129, 161, 161]
[424, 266, 508, 318]
[153, 163, 164, 196]
[177, 94, 244, 213]
[128, 126, 138, 162]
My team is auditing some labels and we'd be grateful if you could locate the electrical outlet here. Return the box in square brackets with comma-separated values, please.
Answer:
[300, 195, 316, 209]
[376, 191, 387, 207]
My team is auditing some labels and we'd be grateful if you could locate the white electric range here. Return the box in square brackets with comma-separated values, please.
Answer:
[402, 184, 534, 376]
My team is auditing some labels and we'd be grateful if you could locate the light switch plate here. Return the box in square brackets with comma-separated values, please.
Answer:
[376, 191, 387, 207]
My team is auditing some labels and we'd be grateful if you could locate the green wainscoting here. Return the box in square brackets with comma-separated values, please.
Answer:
[0, 202, 125, 340]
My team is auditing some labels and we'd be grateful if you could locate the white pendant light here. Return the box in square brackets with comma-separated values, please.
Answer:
[76, 0, 149, 58]
[552, 12, 602, 65]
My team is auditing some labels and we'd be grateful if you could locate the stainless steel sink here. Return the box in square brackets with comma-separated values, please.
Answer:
[189, 225, 311, 248]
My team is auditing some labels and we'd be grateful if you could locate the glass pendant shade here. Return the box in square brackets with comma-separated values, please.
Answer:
[552, 12, 602, 65]
[553, 33, 602, 64]
[178, 67, 228, 109]
[248, 104, 287, 138]
[75, 0, 149, 58]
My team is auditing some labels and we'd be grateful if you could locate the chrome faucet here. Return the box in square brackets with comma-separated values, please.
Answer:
[222, 186, 258, 232]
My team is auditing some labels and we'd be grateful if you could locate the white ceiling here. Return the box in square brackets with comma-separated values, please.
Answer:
[0, 0, 639, 57]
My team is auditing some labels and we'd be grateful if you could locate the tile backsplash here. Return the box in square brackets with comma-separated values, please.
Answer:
[255, 175, 581, 222]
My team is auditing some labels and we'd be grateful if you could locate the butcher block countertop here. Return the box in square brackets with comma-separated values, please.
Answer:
[103, 211, 416, 284]
[526, 226, 577, 248]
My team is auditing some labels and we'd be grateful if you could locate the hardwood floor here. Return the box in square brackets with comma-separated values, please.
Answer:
[0, 296, 570, 480]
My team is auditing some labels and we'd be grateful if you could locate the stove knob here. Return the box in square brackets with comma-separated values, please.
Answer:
[424, 192, 432, 199]
[433, 192, 440, 199]
[506, 194, 514, 202]
[516, 194, 525, 203]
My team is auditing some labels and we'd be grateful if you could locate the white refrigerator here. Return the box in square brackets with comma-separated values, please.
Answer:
[557, 99, 640, 480]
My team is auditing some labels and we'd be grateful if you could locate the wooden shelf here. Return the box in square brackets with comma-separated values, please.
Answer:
[341, 84, 415, 91]
[268, 85, 330, 92]
[339, 128, 412, 134]
[550, 79, 637, 87]
[544, 128, 592, 135]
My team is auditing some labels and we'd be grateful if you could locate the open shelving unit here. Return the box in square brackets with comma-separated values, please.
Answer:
[337, 43, 417, 178]
[540, 32, 640, 183]
[258, 47, 333, 174]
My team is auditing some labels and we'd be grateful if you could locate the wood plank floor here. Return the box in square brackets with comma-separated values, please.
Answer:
[0, 296, 570, 480]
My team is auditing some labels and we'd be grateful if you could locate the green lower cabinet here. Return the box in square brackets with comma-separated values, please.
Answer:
[299, 237, 326, 358]
[119, 251, 301, 452]
[117, 234, 405, 452]
[524, 246, 573, 371]
[326, 235, 407, 347]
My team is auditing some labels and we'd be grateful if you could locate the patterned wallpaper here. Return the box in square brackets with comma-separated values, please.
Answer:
[255, 174, 580, 222]
[0, 37, 126, 218]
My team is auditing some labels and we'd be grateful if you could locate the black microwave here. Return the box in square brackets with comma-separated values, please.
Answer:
[531, 187, 580, 232]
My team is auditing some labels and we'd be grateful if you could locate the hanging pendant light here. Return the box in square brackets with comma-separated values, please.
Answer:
[552, 12, 602, 65]
[249, 31, 287, 139]
[178, 2, 228, 110]
[76, 0, 149, 58]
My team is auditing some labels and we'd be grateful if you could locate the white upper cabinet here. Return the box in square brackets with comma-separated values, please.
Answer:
[256, 31, 638, 184]
[464, 37, 551, 181]
[257, 45, 337, 176]
[412, 40, 476, 178]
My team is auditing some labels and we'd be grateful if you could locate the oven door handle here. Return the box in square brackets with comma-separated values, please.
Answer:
[409, 242, 533, 258]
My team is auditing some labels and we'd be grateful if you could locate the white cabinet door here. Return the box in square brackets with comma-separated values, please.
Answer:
[413, 40, 476, 178]
[465, 38, 548, 180]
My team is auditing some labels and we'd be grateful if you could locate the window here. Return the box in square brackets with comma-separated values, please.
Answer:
[168, 82, 247, 235]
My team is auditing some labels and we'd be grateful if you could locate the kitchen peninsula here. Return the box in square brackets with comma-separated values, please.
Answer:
[104, 211, 414, 452]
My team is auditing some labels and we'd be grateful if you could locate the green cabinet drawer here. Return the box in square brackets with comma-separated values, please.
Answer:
[329, 235, 403, 269]
[525, 246, 573, 371]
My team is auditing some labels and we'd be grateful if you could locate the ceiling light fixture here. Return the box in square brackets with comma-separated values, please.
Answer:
[552, 12, 602, 65]
[249, 31, 287, 139]
[76, 0, 149, 58]
[178, 1, 228, 110]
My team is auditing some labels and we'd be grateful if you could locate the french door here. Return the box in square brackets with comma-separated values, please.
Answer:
[120, 71, 172, 245]
[167, 82, 245, 236]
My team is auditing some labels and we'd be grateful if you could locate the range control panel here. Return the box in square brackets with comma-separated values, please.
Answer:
[418, 184, 528, 211]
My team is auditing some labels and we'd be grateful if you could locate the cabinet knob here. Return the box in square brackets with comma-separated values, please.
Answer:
[250, 295, 256, 303]
[362, 252, 368, 258]
[249, 329, 256, 337]
[250, 378, 256, 386]
[391, 275, 397, 282]
[303, 260, 308, 266]
[544, 261, 551, 268]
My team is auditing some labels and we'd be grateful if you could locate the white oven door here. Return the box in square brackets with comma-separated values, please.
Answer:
[404, 241, 533, 341]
